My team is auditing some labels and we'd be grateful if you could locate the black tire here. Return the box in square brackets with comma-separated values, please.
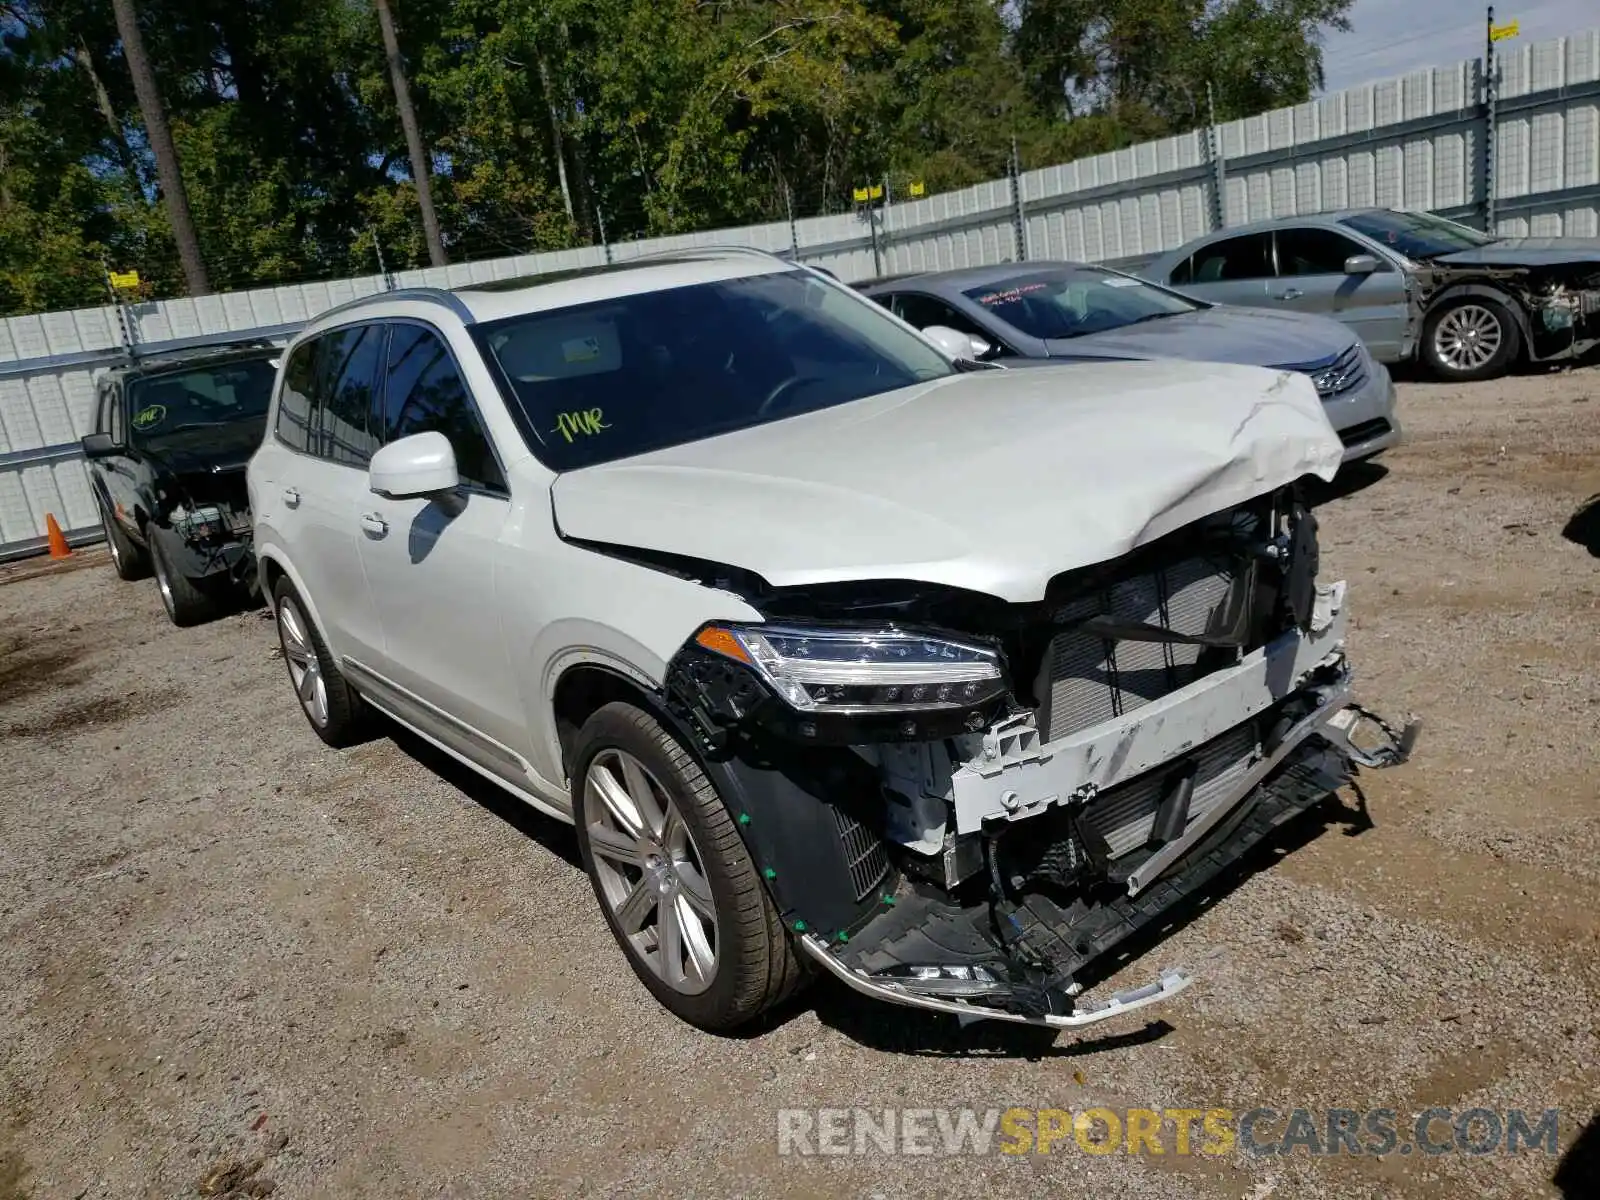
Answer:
[149, 533, 217, 627]
[1421, 296, 1521, 382]
[571, 701, 805, 1032]
[99, 502, 150, 581]
[270, 576, 369, 748]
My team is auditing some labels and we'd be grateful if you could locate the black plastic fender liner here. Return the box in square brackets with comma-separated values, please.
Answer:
[148, 522, 251, 583]
[645, 680, 900, 944]
[694, 737, 900, 945]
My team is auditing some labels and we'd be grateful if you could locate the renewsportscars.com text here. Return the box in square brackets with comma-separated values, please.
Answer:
[775, 1106, 1563, 1158]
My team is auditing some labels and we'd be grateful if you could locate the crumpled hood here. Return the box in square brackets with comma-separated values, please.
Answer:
[1043, 305, 1354, 368]
[140, 418, 268, 478]
[1432, 237, 1600, 269]
[552, 360, 1342, 603]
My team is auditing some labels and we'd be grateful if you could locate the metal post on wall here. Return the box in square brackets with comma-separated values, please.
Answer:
[785, 184, 799, 259]
[1009, 138, 1029, 261]
[1206, 82, 1227, 231]
[1484, 5, 1499, 231]
[369, 225, 395, 291]
[101, 258, 137, 363]
[854, 184, 884, 279]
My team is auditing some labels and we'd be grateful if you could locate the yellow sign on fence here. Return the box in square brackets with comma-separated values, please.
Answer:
[1490, 19, 1519, 41]
[908, 181, 925, 197]
[108, 270, 141, 290]
[852, 186, 870, 203]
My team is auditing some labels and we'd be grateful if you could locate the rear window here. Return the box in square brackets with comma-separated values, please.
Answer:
[475, 270, 953, 470]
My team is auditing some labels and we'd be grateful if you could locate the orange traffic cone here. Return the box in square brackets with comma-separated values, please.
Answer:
[45, 513, 71, 559]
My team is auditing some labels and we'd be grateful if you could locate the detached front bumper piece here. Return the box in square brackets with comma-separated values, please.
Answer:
[798, 934, 1194, 1029]
[797, 587, 1419, 1031]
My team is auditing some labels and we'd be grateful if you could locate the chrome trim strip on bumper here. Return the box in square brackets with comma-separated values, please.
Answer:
[797, 933, 1193, 1029]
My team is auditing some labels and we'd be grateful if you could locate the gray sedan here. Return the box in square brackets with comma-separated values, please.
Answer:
[859, 261, 1399, 463]
[1142, 207, 1600, 382]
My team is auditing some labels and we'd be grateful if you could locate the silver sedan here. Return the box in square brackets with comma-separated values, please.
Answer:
[1142, 207, 1600, 382]
[859, 262, 1400, 464]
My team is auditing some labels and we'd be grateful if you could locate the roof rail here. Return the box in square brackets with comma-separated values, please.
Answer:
[126, 334, 278, 363]
[623, 244, 791, 266]
[304, 285, 475, 329]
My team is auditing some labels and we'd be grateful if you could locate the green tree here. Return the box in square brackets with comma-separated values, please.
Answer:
[0, 0, 1360, 315]
[374, 0, 446, 265]
[1014, 0, 1353, 137]
[109, 0, 210, 293]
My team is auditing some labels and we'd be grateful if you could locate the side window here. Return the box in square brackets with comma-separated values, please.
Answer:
[316, 325, 385, 467]
[1168, 254, 1194, 286]
[893, 294, 994, 342]
[380, 325, 506, 493]
[1190, 233, 1273, 283]
[275, 339, 320, 454]
[1275, 228, 1371, 277]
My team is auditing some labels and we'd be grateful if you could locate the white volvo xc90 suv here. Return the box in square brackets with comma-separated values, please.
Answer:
[248, 249, 1414, 1033]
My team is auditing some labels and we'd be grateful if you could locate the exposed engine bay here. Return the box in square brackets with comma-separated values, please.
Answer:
[663, 485, 1418, 1028]
[1418, 260, 1600, 362]
[155, 467, 257, 591]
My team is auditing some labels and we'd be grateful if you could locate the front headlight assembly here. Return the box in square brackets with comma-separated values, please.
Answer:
[679, 623, 1010, 744]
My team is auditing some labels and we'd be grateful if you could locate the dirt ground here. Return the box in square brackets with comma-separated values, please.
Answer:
[1, 363, 1597, 1200]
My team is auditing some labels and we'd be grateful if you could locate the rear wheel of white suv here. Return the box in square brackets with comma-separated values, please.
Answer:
[271, 576, 369, 747]
[571, 702, 805, 1031]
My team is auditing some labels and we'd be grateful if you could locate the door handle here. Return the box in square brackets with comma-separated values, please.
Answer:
[359, 512, 388, 537]
[281, 486, 301, 508]
[1273, 287, 1304, 301]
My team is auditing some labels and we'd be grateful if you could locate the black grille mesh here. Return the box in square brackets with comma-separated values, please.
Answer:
[834, 808, 890, 902]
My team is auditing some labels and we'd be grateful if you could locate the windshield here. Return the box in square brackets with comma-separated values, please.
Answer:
[476, 268, 955, 470]
[128, 357, 278, 443]
[962, 268, 1200, 340]
[1338, 210, 1497, 259]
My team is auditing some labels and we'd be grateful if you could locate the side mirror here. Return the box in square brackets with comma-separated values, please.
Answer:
[922, 325, 978, 360]
[1344, 254, 1380, 275]
[368, 430, 459, 499]
[967, 334, 994, 360]
[81, 432, 119, 460]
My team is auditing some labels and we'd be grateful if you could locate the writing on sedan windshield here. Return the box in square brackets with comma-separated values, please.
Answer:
[964, 269, 1198, 340]
[973, 282, 1049, 307]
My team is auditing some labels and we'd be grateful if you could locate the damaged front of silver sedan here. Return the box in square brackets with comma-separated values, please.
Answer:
[556, 353, 1419, 1033]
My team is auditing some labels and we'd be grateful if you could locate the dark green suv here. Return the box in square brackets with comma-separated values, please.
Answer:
[81, 344, 279, 626]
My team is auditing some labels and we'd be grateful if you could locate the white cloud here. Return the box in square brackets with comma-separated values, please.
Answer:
[1319, 0, 1597, 93]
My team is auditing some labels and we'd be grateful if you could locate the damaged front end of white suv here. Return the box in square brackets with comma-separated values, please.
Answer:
[565, 363, 1419, 1031]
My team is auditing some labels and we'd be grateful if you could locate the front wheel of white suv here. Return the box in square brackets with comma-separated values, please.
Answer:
[571, 701, 806, 1032]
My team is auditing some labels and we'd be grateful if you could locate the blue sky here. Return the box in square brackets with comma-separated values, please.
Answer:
[1320, 0, 1596, 92]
